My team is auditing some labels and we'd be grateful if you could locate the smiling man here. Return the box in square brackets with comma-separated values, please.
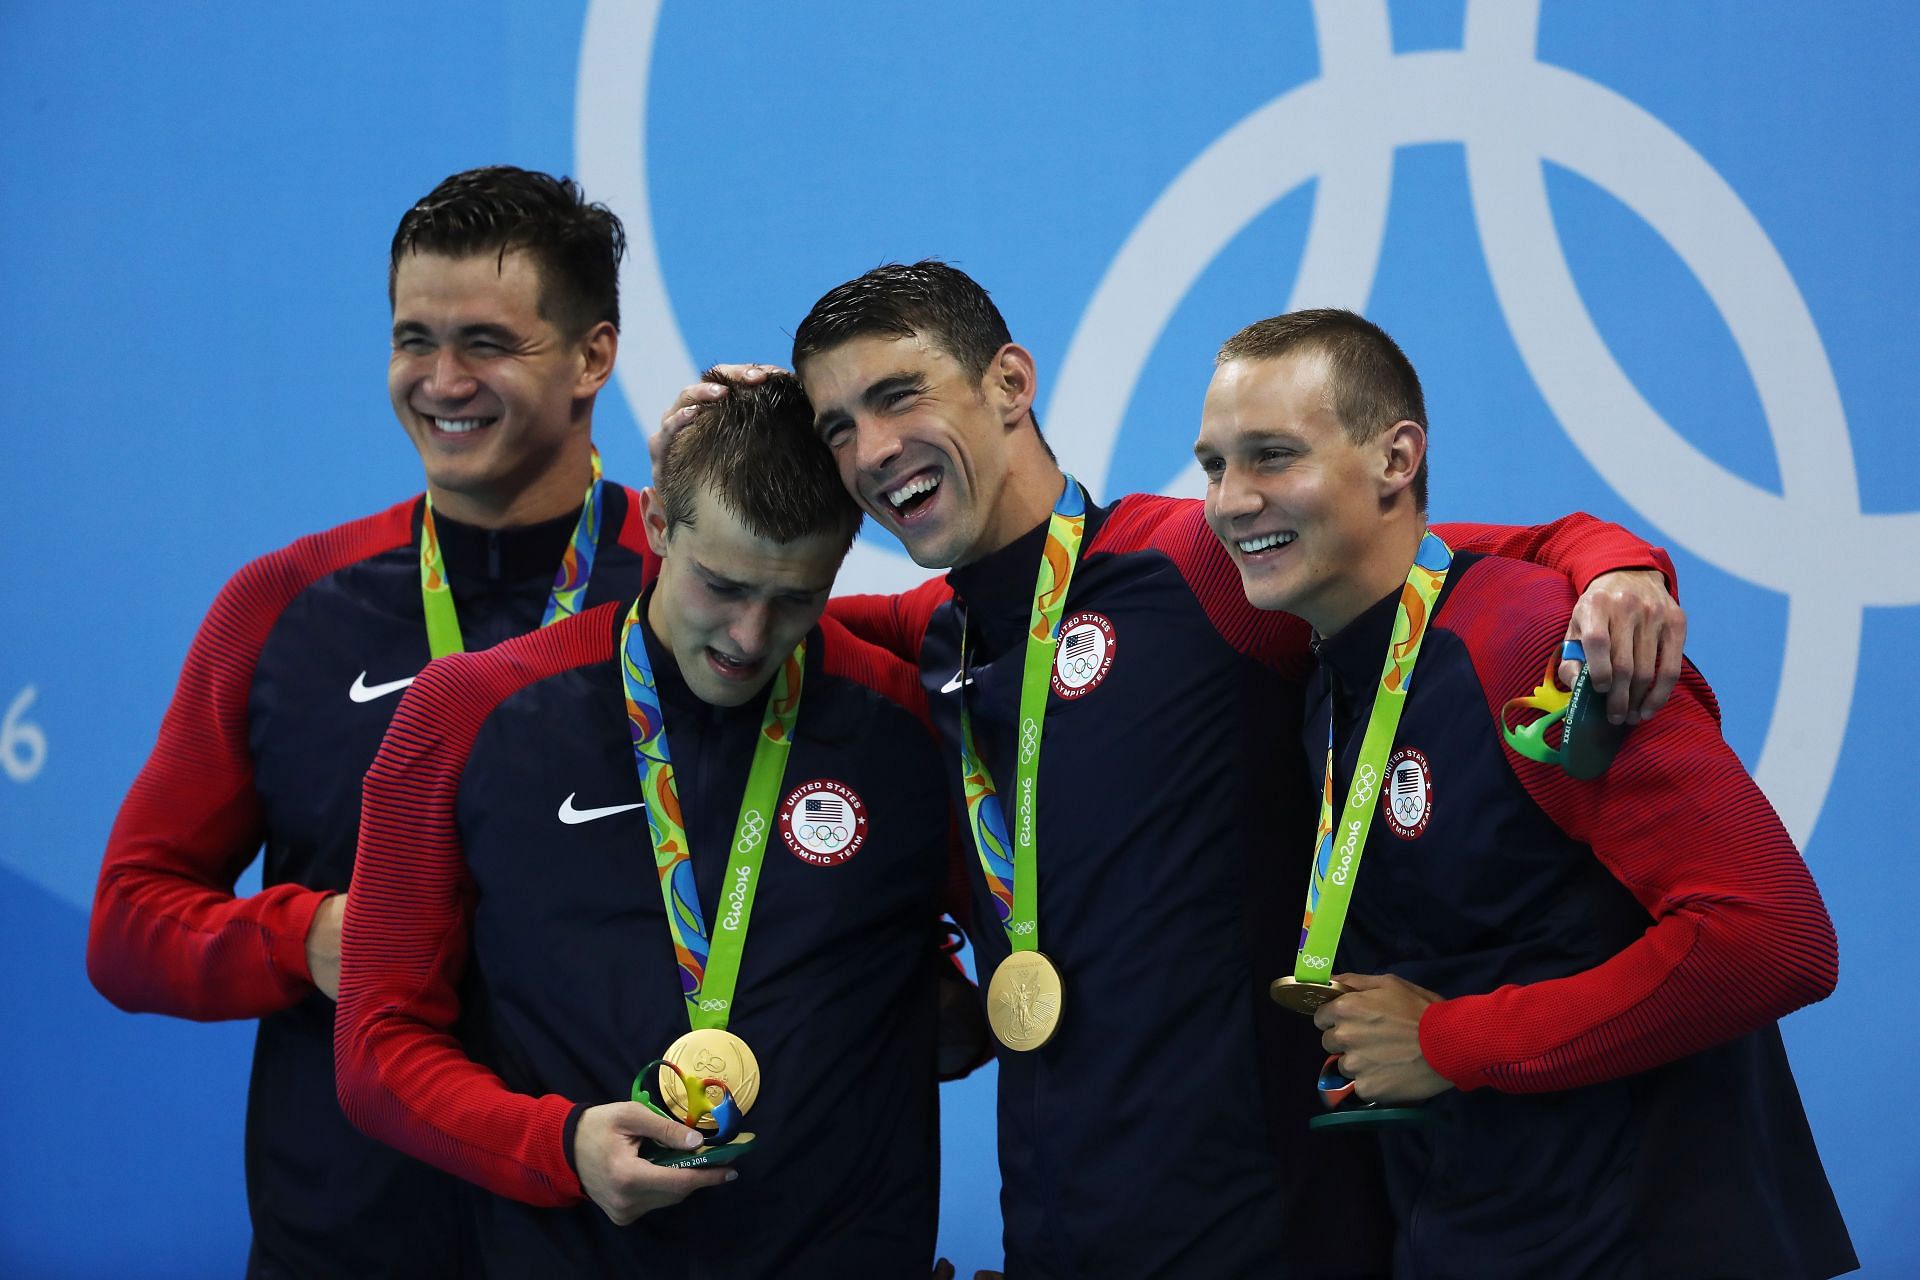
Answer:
[336, 372, 967, 1277]
[649, 261, 1689, 1277]
[87, 166, 654, 1278]
[1195, 309, 1853, 1278]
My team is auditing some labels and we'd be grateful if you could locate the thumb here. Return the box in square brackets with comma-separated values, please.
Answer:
[1331, 972, 1388, 992]
[606, 1100, 704, 1151]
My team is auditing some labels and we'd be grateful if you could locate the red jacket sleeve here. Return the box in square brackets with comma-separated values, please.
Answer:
[334, 619, 616, 1208]
[824, 573, 950, 663]
[1435, 511, 1676, 598]
[1418, 563, 1836, 1093]
[86, 502, 413, 1020]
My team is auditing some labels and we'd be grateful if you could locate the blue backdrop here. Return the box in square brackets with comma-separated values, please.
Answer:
[2, 1, 1914, 1274]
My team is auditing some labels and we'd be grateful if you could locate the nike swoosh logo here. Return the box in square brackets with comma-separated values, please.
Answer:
[939, 670, 975, 694]
[558, 793, 647, 825]
[349, 672, 417, 703]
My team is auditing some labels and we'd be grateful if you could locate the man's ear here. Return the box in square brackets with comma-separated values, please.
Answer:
[1380, 420, 1425, 503]
[638, 486, 673, 558]
[981, 343, 1038, 428]
[574, 320, 619, 398]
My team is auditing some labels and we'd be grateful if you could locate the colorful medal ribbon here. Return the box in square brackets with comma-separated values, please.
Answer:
[1293, 531, 1452, 984]
[620, 597, 803, 1030]
[419, 447, 606, 658]
[957, 476, 1086, 953]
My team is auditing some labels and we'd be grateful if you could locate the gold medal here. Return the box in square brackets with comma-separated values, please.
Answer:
[658, 1027, 761, 1130]
[987, 951, 1064, 1051]
[1269, 976, 1351, 1015]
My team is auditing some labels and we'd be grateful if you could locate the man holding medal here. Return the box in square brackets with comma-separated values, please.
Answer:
[85, 166, 651, 1277]
[1196, 308, 1854, 1277]
[336, 371, 970, 1276]
[659, 260, 1688, 1276]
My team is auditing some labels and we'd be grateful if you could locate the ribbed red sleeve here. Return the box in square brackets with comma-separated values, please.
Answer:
[87, 499, 416, 1020]
[1095, 494, 1312, 677]
[1098, 498, 1676, 679]
[824, 571, 951, 663]
[335, 606, 621, 1207]
[1418, 561, 1836, 1094]
[1435, 511, 1677, 598]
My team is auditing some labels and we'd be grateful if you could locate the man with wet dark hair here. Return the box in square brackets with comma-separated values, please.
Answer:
[88, 165, 649, 1278]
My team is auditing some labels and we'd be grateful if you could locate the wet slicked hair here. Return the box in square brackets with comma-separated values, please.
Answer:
[1217, 308, 1429, 512]
[389, 165, 626, 340]
[792, 259, 1012, 384]
[657, 369, 862, 554]
[792, 259, 1055, 457]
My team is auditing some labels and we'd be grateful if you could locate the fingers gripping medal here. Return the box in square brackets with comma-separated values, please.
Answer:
[620, 600, 801, 1163]
[962, 478, 1085, 1052]
[1271, 534, 1452, 1126]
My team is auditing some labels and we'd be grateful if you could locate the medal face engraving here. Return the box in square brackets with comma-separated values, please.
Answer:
[987, 951, 1064, 1051]
[1269, 976, 1351, 1015]
[659, 1027, 761, 1128]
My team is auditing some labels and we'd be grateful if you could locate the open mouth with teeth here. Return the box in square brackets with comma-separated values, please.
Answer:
[428, 415, 499, 436]
[705, 647, 760, 682]
[883, 471, 942, 522]
[1236, 531, 1297, 559]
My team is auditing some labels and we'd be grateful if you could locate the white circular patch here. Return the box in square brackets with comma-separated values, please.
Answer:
[779, 778, 868, 866]
[1051, 612, 1116, 699]
[1384, 747, 1432, 839]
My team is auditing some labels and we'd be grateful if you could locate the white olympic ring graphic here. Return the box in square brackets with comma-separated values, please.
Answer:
[1350, 764, 1380, 807]
[578, 0, 1920, 847]
[735, 810, 767, 854]
[698, 998, 730, 1012]
[1008, 920, 1037, 936]
[1018, 717, 1042, 764]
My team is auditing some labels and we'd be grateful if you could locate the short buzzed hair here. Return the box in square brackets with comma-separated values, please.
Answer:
[1218, 308, 1429, 511]
[389, 165, 625, 340]
[656, 369, 862, 554]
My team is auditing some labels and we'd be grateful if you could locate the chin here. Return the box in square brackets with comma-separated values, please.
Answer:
[1239, 570, 1298, 616]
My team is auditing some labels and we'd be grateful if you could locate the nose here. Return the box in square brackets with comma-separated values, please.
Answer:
[852, 416, 903, 478]
[1214, 461, 1263, 522]
[726, 601, 772, 659]
[423, 347, 477, 402]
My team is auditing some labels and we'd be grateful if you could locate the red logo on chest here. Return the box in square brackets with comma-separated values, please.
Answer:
[1383, 747, 1432, 839]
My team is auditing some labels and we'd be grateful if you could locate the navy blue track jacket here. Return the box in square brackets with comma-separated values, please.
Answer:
[1308, 550, 1854, 1279]
[90, 486, 652, 1278]
[337, 595, 958, 1278]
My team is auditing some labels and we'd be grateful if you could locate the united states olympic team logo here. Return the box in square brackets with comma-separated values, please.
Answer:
[779, 779, 869, 866]
[1384, 747, 1432, 840]
[1051, 612, 1116, 699]
[576, 0, 1920, 854]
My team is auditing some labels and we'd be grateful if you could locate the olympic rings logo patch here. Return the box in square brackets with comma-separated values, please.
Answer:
[779, 778, 869, 867]
[1050, 612, 1116, 700]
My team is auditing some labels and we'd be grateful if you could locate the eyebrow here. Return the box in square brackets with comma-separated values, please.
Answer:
[814, 370, 925, 434]
[391, 320, 522, 344]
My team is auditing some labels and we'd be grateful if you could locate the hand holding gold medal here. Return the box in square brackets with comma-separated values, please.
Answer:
[633, 1029, 760, 1168]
